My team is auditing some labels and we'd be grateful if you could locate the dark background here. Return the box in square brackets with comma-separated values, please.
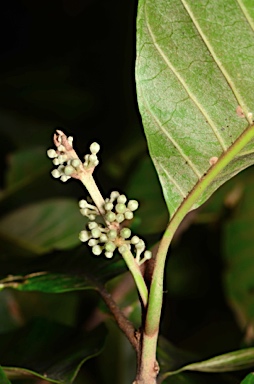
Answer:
[0, 1, 249, 383]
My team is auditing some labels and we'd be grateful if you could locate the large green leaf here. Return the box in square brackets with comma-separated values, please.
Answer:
[0, 319, 106, 384]
[136, 0, 254, 216]
[0, 198, 87, 256]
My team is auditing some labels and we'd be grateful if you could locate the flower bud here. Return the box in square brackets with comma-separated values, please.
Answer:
[120, 228, 131, 239]
[79, 230, 90, 242]
[92, 245, 102, 255]
[117, 194, 127, 204]
[90, 142, 100, 154]
[127, 200, 139, 211]
[47, 149, 57, 158]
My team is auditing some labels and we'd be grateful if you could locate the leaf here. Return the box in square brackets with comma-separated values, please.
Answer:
[162, 348, 254, 379]
[5, 147, 50, 191]
[136, 0, 254, 217]
[0, 319, 107, 384]
[241, 373, 254, 384]
[223, 167, 254, 329]
[157, 337, 238, 384]
[0, 366, 11, 384]
[0, 198, 87, 256]
[0, 249, 127, 293]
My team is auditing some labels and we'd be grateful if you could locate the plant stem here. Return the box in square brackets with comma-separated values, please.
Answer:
[97, 283, 139, 352]
[120, 247, 148, 307]
[136, 123, 254, 383]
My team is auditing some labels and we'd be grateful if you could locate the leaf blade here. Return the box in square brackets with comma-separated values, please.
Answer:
[136, 0, 254, 216]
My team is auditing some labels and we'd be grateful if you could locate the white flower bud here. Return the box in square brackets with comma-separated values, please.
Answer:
[51, 169, 61, 178]
[64, 165, 75, 176]
[105, 251, 113, 259]
[88, 239, 98, 247]
[105, 242, 116, 252]
[60, 175, 71, 182]
[144, 250, 152, 260]
[136, 240, 145, 250]
[104, 202, 114, 211]
[79, 230, 90, 242]
[127, 200, 139, 211]
[110, 191, 120, 201]
[71, 159, 81, 168]
[91, 228, 101, 238]
[117, 194, 127, 204]
[116, 213, 125, 223]
[115, 203, 126, 214]
[124, 211, 134, 220]
[108, 230, 117, 240]
[105, 212, 116, 222]
[79, 200, 87, 209]
[99, 234, 108, 243]
[90, 142, 100, 154]
[131, 236, 140, 245]
[52, 158, 60, 166]
[88, 222, 98, 230]
[92, 245, 102, 256]
[47, 149, 57, 158]
[120, 228, 131, 239]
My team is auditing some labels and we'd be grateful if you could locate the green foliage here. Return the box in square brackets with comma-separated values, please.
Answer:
[136, 0, 254, 216]
[0, 319, 106, 383]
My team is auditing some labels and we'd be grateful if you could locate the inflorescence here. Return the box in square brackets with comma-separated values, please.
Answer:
[47, 131, 152, 266]
[79, 191, 152, 265]
[47, 130, 100, 182]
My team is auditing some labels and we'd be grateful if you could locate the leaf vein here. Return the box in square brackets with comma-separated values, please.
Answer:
[144, 1, 228, 152]
[154, 159, 188, 198]
[180, 0, 252, 124]
[236, 0, 254, 34]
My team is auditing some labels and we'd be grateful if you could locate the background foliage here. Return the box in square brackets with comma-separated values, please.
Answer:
[0, 1, 254, 383]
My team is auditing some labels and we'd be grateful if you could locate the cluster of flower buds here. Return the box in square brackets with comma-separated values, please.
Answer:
[47, 130, 101, 182]
[79, 191, 152, 265]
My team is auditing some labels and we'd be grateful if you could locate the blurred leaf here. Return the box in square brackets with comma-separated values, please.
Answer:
[223, 168, 254, 330]
[0, 248, 127, 293]
[161, 348, 254, 379]
[127, 156, 168, 235]
[158, 337, 238, 384]
[241, 373, 254, 384]
[0, 319, 107, 384]
[4, 147, 50, 193]
[0, 366, 11, 384]
[136, 0, 254, 217]
[0, 198, 87, 256]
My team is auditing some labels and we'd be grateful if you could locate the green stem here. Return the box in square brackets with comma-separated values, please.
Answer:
[137, 123, 254, 382]
[120, 246, 148, 307]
